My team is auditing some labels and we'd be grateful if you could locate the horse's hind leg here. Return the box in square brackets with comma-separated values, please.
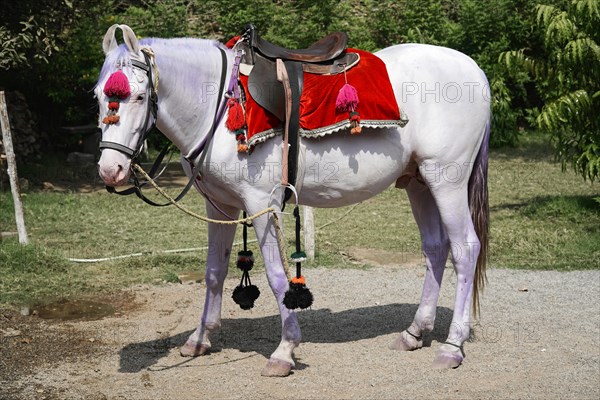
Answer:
[427, 174, 480, 369]
[180, 201, 239, 357]
[390, 178, 449, 351]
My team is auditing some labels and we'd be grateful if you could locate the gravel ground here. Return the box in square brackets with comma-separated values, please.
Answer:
[1, 265, 599, 399]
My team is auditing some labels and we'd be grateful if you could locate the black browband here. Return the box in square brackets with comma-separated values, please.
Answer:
[102, 47, 229, 207]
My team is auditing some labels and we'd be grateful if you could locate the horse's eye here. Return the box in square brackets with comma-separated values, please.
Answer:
[136, 94, 145, 101]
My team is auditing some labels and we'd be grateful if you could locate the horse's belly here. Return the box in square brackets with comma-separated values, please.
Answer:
[298, 130, 408, 208]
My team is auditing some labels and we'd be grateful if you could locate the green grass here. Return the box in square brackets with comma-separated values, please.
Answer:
[1, 133, 598, 306]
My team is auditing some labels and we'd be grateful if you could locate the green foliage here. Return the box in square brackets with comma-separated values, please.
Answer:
[0, 1, 75, 70]
[0, 22, 35, 70]
[119, 0, 192, 38]
[2, 0, 593, 152]
[503, 0, 600, 181]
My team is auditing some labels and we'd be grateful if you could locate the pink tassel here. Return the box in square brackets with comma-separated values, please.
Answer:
[336, 83, 359, 113]
[104, 71, 131, 99]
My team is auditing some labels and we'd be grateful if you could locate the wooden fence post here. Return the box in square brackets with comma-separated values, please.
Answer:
[0, 91, 29, 244]
[303, 206, 315, 261]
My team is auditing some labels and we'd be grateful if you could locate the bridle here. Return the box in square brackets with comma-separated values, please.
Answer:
[101, 46, 229, 207]
[99, 48, 158, 159]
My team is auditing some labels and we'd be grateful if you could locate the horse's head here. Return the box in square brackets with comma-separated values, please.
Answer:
[96, 24, 157, 186]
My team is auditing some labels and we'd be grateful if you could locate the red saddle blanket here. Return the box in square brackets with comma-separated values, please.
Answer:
[238, 48, 407, 148]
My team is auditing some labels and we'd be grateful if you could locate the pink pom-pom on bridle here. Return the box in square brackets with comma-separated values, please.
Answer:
[102, 70, 131, 125]
[104, 70, 131, 99]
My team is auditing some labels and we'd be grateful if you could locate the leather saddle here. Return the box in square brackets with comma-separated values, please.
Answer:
[248, 26, 347, 63]
[236, 25, 360, 203]
[241, 25, 359, 120]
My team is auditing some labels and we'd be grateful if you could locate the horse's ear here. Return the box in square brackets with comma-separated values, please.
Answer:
[102, 24, 119, 55]
[119, 25, 140, 55]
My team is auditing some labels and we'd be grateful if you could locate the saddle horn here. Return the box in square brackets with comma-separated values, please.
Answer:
[102, 24, 120, 55]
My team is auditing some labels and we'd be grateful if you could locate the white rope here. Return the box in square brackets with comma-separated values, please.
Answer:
[67, 239, 258, 263]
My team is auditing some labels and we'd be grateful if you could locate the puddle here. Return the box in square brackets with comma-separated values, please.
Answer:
[177, 271, 204, 284]
[35, 299, 115, 321]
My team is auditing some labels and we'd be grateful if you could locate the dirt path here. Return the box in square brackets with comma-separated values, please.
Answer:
[1, 266, 599, 399]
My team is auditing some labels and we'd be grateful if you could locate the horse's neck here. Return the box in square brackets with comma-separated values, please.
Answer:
[153, 43, 232, 158]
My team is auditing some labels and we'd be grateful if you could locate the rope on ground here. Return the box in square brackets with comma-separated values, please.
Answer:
[315, 202, 362, 231]
[67, 239, 259, 263]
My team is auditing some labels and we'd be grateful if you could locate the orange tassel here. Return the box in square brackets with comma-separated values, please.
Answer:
[237, 142, 248, 153]
[349, 111, 361, 134]
[291, 276, 306, 285]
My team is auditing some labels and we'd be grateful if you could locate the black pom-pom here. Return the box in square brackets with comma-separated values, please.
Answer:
[232, 284, 260, 310]
[237, 250, 254, 271]
[283, 282, 313, 310]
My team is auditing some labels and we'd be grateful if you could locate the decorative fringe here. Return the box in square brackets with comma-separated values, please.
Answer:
[232, 216, 260, 310]
[282, 206, 313, 310]
[104, 71, 131, 99]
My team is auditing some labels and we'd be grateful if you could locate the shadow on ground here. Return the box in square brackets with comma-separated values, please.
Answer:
[119, 303, 454, 373]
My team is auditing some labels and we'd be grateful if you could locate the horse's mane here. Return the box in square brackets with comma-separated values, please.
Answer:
[96, 37, 225, 89]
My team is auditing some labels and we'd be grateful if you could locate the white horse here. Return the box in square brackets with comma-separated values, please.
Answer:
[96, 25, 490, 376]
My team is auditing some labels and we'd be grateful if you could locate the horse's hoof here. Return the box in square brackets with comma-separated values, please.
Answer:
[389, 331, 423, 351]
[261, 358, 293, 377]
[432, 345, 463, 369]
[179, 341, 210, 357]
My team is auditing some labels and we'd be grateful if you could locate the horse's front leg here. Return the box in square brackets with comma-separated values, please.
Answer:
[250, 208, 301, 377]
[180, 201, 239, 357]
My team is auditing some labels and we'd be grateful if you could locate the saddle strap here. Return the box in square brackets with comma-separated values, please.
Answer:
[275, 59, 303, 204]
[276, 59, 291, 186]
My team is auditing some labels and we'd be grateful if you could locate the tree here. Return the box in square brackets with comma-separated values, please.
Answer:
[503, 0, 600, 181]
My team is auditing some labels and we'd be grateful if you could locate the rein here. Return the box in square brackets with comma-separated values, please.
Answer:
[103, 46, 229, 207]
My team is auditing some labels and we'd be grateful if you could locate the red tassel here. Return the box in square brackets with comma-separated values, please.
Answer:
[225, 36, 241, 49]
[336, 83, 359, 113]
[226, 98, 245, 131]
[104, 71, 131, 99]
[108, 101, 120, 110]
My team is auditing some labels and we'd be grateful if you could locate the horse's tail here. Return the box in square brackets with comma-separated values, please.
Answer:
[468, 118, 490, 317]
